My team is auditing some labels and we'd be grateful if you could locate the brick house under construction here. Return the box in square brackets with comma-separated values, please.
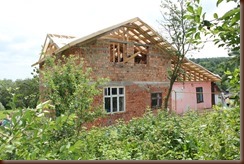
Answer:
[32, 17, 221, 126]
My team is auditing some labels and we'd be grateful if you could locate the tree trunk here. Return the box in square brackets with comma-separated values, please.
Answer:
[164, 76, 176, 113]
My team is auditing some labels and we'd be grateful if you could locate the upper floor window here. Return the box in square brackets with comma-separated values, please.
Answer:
[110, 42, 148, 64]
[134, 45, 148, 64]
[196, 87, 204, 103]
[104, 87, 125, 113]
[110, 43, 126, 63]
[151, 92, 162, 109]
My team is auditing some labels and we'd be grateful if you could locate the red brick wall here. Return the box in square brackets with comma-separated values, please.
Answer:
[41, 38, 171, 127]
[84, 83, 169, 128]
[62, 39, 170, 82]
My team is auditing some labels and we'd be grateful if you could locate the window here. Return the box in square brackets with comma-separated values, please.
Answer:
[134, 45, 148, 64]
[104, 87, 125, 113]
[109, 42, 148, 64]
[196, 87, 204, 103]
[110, 43, 126, 63]
[151, 93, 162, 109]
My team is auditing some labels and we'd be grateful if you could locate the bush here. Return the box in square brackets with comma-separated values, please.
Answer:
[0, 102, 5, 111]
[0, 106, 240, 160]
[41, 55, 107, 134]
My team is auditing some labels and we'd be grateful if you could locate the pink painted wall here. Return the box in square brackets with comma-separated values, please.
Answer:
[171, 81, 212, 114]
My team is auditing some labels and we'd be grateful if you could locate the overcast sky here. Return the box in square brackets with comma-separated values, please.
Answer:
[0, 0, 237, 80]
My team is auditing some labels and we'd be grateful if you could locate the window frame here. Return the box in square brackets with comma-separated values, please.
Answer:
[110, 42, 127, 63]
[196, 87, 204, 103]
[151, 92, 162, 109]
[103, 86, 125, 113]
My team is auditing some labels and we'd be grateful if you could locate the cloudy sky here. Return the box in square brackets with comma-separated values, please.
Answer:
[0, 0, 236, 80]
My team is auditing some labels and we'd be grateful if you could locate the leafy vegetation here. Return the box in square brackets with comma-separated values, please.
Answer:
[0, 102, 5, 111]
[189, 57, 230, 77]
[0, 106, 240, 160]
[0, 110, 17, 120]
[185, 0, 240, 104]
[189, 57, 233, 91]
[40, 55, 107, 134]
[159, 0, 201, 111]
[0, 78, 39, 110]
[0, 0, 240, 160]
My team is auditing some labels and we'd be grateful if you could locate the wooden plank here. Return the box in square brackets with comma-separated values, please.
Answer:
[113, 43, 115, 62]
[118, 43, 120, 63]
[123, 43, 127, 60]
[129, 29, 149, 44]
[100, 37, 150, 47]
[122, 27, 125, 41]
[123, 51, 141, 63]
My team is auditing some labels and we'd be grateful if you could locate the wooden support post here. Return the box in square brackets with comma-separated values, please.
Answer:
[118, 43, 120, 63]
[123, 51, 141, 63]
[113, 43, 115, 62]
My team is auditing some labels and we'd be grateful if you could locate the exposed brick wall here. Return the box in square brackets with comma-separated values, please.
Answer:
[84, 83, 169, 129]
[40, 37, 172, 128]
[62, 39, 171, 82]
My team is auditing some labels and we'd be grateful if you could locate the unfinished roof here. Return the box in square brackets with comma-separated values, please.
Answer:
[32, 34, 77, 66]
[32, 17, 221, 82]
[48, 34, 77, 48]
[54, 17, 172, 54]
[172, 57, 221, 82]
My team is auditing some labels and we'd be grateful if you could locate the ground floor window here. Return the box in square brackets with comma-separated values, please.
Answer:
[151, 92, 162, 109]
[196, 87, 204, 103]
[104, 87, 125, 113]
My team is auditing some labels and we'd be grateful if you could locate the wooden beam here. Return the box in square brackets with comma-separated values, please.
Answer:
[129, 29, 150, 44]
[118, 43, 120, 63]
[123, 51, 141, 63]
[100, 37, 150, 47]
[113, 43, 115, 62]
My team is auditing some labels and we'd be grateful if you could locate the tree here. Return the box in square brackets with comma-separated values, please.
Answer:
[186, 0, 240, 62]
[40, 55, 107, 135]
[159, 0, 201, 111]
[0, 78, 39, 110]
[0, 79, 14, 110]
[189, 57, 233, 91]
[185, 0, 240, 105]
[14, 78, 39, 108]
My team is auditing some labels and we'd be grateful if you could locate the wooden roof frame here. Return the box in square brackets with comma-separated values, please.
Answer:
[32, 17, 221, 82]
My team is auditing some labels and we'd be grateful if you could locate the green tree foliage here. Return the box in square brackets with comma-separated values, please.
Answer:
[14, 78, 39, 109]
[40, 55, 107, 134]
[0, 79, 14, 110]
[189, 57, 233, 91]
[190, 57, 231, 77]
[0, 78, 39, 110]
[186, 0, 240, 56]
[0, 102, 5, 111]
[0, 107, 240, 160]
[186, 0, 240, 105]
[225, 68, 240, 106]
[159, 0, 201, 111]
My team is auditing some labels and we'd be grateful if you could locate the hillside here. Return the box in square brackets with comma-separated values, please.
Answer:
[189, 57, 231, 77]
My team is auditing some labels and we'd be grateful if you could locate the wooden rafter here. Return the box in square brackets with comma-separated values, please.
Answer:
[32, 17, 221, 83]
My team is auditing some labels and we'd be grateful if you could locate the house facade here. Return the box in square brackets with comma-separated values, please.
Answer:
[32, 17, 221, 126]
[170, 58, 221, 113]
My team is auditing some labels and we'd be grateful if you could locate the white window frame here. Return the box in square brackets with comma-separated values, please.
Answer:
[103, 86, 125, 113]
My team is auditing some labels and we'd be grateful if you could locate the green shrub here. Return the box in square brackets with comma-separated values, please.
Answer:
[41, 55, 108, 134]
[0, 106, 240, 160]
[0, 102, 5, 111]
